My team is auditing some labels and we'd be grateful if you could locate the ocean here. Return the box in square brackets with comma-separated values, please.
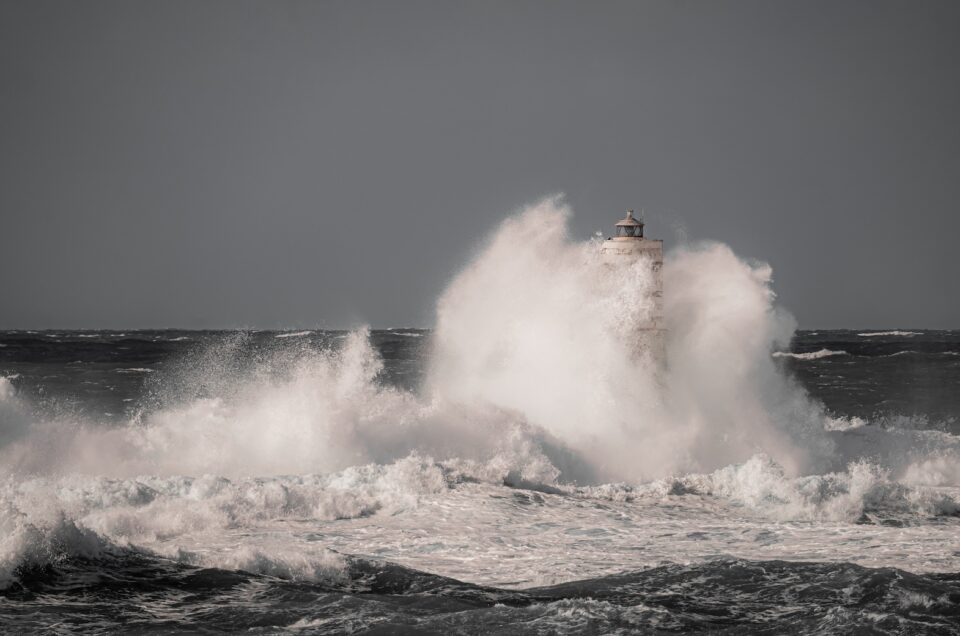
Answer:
[2, 200, 959, 634]
[1, 328, 959, 634]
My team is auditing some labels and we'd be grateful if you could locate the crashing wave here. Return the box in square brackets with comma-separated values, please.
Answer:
[2, 197, 959, 594]
[621, 455, 960, 523]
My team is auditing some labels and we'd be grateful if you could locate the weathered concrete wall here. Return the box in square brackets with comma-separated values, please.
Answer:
[600, 237, 663, 330]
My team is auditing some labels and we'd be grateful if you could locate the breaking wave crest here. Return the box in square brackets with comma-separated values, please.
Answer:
[773, 349, 848, 360]
[0, 451, 557, 587]
[4, 448, 959, 590]
[859, 331, 922, 337]
[1, 198, 957, 487]
[0, 197, 836, 484]
[1, 196, 959, 594]
[632, 455, 960, 523]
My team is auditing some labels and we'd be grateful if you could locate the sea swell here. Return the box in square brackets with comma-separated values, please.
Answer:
[1, 198, 959, 633]
[4, 552, 960, 635]
[3, 447, 960, 595]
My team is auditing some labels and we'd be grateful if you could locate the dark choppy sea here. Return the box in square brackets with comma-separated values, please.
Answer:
[1, 329, 959, 634]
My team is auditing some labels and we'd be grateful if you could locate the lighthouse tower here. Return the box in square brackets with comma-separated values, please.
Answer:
[600, 209, 664, 338]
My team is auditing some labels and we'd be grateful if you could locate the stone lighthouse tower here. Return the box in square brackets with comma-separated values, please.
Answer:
[600, 210, 664, 339]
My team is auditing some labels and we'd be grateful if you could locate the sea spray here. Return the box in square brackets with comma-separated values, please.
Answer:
[0, 196, 953, 490]
[0, 336, 562, 480]
[430, 197, 832, 480]
[663, 242, 834, 476]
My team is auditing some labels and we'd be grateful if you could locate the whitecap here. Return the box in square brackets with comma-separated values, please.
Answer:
[772, 349, 848, 360]
[824, 416, 868, 431]
[858, 331, 922, 337]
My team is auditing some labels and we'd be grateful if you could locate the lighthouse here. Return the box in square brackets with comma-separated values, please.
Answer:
[600, 210, 664, 352]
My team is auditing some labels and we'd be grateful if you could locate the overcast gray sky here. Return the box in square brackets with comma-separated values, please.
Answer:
[1, 0, 958, 329]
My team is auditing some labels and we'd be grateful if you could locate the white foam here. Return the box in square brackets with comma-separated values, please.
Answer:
[824, 416, 868, 431]
[0, 452, 456, 585]
[0, 499, 109, 588]
[171, 544, 347, 582]
[637, 454, 960, 522]
[4, 449, 959, 590]
[275, 330, 313, 339]
[858, 331, 922, 337]
[0, 198, 840, 484]
[772, 349, 848, 360]
[429, 197, 832, 481]
[2, 196, 958, 589]
[902, 456, 960, 487]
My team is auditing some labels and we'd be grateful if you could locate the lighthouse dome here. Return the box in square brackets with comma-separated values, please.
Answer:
[614, 210, 644, 238]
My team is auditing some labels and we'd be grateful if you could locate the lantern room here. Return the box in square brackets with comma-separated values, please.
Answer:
[614, 210, 644, 239]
